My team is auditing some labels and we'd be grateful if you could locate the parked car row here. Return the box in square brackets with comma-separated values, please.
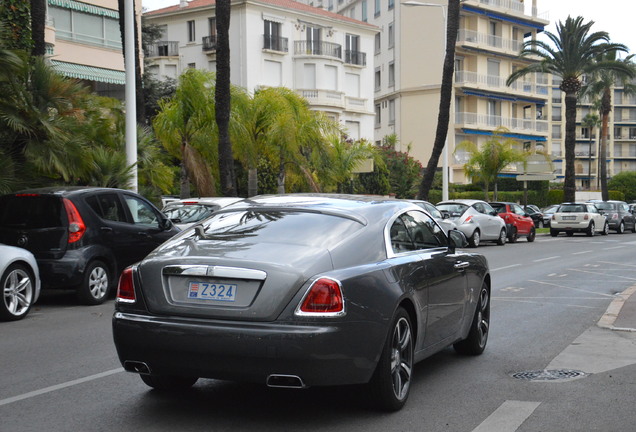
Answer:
[549, 200, 636, 237]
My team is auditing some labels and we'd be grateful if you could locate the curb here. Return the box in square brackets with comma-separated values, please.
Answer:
[597, 283, 636, 332]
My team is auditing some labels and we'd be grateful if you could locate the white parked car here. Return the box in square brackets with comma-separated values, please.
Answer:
[162, 197, 244, 230]
[550, 202, 609, 237]
[407, 200, 457, 234]
[436, 199, 507, 247]
[1, 244, 41, 321]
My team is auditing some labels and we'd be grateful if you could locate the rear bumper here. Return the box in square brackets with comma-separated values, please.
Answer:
[112, 312, 385, 387]
[37, 251, 88, 288]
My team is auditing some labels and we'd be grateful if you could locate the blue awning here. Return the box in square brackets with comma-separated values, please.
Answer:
[51, 60, 126, 85]
[462, 5, 546, 31]
[462, 129, 547, 142]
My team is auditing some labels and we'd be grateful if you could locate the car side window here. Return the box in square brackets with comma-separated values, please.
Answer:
[482, 202, 496, 214]
[86, 193, 126, 222]
[473, 203, 484, 214]
[123, 195, 160, 228]
[587, 205, 598, 214]
[512, 204, 525, 216]
[390, 217, 415, 254]
[402, 211, 445, 250]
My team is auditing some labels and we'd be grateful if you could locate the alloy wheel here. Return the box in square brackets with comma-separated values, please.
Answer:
[389, 317, 413, 401]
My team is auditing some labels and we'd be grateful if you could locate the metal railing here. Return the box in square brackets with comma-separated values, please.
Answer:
[457, 30, 522, 53]
[455, 112, 548, 133]
[345, 49, 366, 66]
[455, 71, 548, 95]
[145, 41, 179, 57]
[202, 35, 217, 51]
[263, 35, 289, 52]
[294, 40, 342, 60]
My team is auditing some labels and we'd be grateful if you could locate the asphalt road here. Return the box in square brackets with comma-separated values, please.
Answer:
[2, 232, 636, 432]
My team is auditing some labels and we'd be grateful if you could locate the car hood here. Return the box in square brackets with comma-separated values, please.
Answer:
[136, 236, 335, 321]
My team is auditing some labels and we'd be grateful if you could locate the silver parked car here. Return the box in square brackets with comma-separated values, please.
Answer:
[407, 199, 457, 234]
[436, 199, 507, 247]
[550, 202, 609, 237]
[112, 194, 491, 411]
[1, 244, 41, 321]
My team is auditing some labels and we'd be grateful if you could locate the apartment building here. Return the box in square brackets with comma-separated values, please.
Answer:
[44, 0, 143, 99]
[144, 0, 378, 141]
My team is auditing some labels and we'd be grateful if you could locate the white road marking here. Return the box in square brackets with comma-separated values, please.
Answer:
[491, 264, 522, 272]
[471, 400, 541, 432]
[567, 268, 636, 281]
[599, 261, 636, 268]
[494, 298, 599, 309]
[572, 250, 592, 255]
[0, 368, 124, 407]
[533, 256, 560, 262]
[528, 280, 615, 297]
[602, 246, 625, 250]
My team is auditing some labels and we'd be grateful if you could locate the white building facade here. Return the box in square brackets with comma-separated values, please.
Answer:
[145, 0, 378, 141]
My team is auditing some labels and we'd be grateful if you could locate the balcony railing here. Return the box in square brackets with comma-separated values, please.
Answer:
[457, 30, 522, 53]
[263, 35, 289, 52]
[345, 49, 366, 66]
[145, 41, 179, 57]
[294, 41, 342, 60]
[455, 71, 548, 96]
[202, 35, 217, 52]
[478, 0, 524, 14]
[455, 112, 548, 133]
[296, 89, 345, 108]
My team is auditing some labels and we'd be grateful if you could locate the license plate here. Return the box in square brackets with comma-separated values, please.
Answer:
[562, 216, 577, 220]
[188, 281, 237, 301]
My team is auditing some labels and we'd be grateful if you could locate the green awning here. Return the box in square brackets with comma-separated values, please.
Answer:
[51, 60, 126, 85]
[47, 0, 119, 19]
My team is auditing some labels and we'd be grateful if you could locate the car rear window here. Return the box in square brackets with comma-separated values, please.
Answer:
[436, 203, 468, 217]
[490, 203, 506, 214]
[558, 204, 586, 213]
[0, 195, 65, 228]
[163, 203, 219, 224]
[199, 210, 363, 248]
[594, 202, 615, 211]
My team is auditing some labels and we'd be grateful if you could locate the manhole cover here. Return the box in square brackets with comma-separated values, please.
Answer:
[511, 369, 588, 381]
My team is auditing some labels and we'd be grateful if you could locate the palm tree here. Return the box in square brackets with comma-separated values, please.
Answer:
[581, 52, 636, 199]
[581, 112, 600, 190]
[30, 0, 46, 56]
[418, 0, 461, 200]
[455, 127, 528, 201]
[215, 0, 236, 196]
[506, 16, 632, 202]
[322, 136, 377, 193]
[153, 69, 217, 197]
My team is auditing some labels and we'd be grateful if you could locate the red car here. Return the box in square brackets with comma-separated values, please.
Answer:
[490, 202, 536, 243]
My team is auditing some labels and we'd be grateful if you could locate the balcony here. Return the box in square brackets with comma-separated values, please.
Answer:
[294, 41, 342, 60]
[455, 112, 548, 134]
[263, 35, 289, 53]
[457, 30, 522, 54]
[145, 41, 179, 58]
[477, 0, 524, 14]
[202, 35, 217, 52]
[345, 49, 366, 66]
[455, 71, 548, 97]
[296, 89, 345, 109]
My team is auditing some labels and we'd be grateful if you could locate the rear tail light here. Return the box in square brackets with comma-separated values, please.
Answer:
[463, 215, 474, 224]
[296, 277, 345, 316]
[116, 266, 136, 303]
[63, 198, 86, 243]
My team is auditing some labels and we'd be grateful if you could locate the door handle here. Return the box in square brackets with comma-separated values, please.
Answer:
[100, 227, 113, 233]
[454, 261, 470, 270]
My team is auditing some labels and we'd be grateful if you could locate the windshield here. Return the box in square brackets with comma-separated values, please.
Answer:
[594, 202, 615, 211]
[490, 203, 506, 214]
[163, 204, 219, 224]
[436, 203, 468, 218]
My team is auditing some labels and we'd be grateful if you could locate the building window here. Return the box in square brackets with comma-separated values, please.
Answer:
[307, 26, 321, 55]
[48, 6, 121, 49]
[388, 62, 395, 87]
[552, 106, 562, 122]
[188, 63, 196, 69]
[389, 99, 395, 125]
[375, 104, 381, 127]
[552, 125, 561, 139]
[345, 34, 363, 65]
[264, 20, 283, 51]
[328, 0, 334, 11]
[187, 20, 196, 42]
[374, 0, 381, 17]
[388, 0, 394, 9]
[374, 33, 381, 54]
[375, 68, 381, 92]
[362, 0, 368, 21]
[388, 23, 394, 48]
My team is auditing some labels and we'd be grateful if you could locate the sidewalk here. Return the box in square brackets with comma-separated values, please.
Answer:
[598, 284, 636, 332]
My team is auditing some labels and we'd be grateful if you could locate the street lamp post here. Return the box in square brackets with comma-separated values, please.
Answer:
[402, 0, 449, 201]
[124, 0, 138, 192]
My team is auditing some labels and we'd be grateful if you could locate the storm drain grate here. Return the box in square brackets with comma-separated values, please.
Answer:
[511, 369, 588, 381]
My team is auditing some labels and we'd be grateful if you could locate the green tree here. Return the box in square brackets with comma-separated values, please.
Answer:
[506, 16, 631, 202]
[607, 171, 636, 202]
[321, 136, 377, 193]
[581, 51, 636, 199]
[455, 127, 528, 201]
[418, 0, 461, 201]
[377, 142, 423, 199]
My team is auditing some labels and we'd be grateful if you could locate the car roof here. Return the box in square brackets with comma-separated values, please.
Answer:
[10, 186, 128, 197]
[219, 194, 420, 225]
[163, 197, 243, 206]
[438, 199, 486, 205]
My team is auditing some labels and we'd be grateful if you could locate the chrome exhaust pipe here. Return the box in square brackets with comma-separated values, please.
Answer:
[266, 374, 307, 389]
[123, 361, 151, 375]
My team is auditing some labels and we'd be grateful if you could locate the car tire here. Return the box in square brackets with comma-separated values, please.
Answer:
[508, 227, 518, 243]
[0, 264, 35, 321]
[527, 227, 536, 242]
[602, 222, 609, 236]
[497, 228, 507, 245]
[140, 374, 198, 390]
[550, 229, 558, 237]
[77, 260, 111, 305]
[586, 222, 595, 237]
[566, 231, 574, 237]
[454, 282, 490, 356]
[632, 222, 636, 233]
[617, 221, 625, 234]
[369, 307, 414, 412]
[468, 230, 480, 248]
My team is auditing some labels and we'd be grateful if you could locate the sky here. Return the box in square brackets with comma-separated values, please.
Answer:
[140, 0, 636, 55]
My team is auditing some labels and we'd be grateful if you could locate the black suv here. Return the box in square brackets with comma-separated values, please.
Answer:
[0, 187, 180, 304]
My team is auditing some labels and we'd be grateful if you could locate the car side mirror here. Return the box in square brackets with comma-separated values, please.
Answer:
[490, 211, 498, 217]
[159, 218, 174, 231]
[448, 229, 468, 253]
[442, 212, 450, 219]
